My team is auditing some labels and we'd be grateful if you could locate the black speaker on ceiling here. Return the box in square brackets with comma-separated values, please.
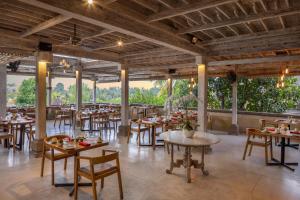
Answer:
[38, 42, 52, 52]
[168, 69, 176, 74]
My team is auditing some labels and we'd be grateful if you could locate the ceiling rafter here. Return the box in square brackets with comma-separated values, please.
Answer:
[147, 0, 236, 22]
[177, 7, 300, 34]
[18, 0, 205, 55]
[20, 15, 71, 37]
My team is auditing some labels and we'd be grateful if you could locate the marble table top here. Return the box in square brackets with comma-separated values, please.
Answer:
[160, 130, 221, 147]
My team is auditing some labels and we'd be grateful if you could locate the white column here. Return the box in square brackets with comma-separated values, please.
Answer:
[47, 72, 52, 106]
[230, 80, 239, 134]
[167, 77, 173, 114]
[0, 64, 7, 119]
[35, 51, 52, 140]
[232, 81, 237, 125]
[93, 79, 97, 104]
[119, 63, 129, 136]
[121, 64, 129, 126]
[75, 66, 82, 111]
[196, 56, 208, 132]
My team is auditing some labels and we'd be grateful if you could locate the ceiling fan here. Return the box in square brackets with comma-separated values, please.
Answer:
[54, 24, 91, 50]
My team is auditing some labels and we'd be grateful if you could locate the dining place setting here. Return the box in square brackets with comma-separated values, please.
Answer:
[0, 112, 35, 151]
[41, 132, 123, 199]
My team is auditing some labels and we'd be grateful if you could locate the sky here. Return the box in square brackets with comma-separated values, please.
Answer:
[7, 75, 155, 89]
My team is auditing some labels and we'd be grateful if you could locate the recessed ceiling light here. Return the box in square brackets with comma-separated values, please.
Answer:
[117, 40, 124, 47]
[87, 0, 94, 5]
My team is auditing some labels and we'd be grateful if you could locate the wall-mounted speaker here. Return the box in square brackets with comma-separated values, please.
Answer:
[38, 42, 52, 52]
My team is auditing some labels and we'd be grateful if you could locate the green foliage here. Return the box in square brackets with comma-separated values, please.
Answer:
[16, 78, 35, 106]
[237, 77, 300, 113]
[208, 77, 232, 109]
[129, 87, 166, 106]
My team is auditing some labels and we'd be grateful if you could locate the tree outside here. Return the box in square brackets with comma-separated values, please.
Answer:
[16, 78, 36, 106]
[7, 76, 300, 114]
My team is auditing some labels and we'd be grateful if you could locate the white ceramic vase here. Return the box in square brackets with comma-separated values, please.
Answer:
[182, 129, 195, 138]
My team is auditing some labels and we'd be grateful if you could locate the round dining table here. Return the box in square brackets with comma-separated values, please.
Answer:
[160, 130, 220, 183]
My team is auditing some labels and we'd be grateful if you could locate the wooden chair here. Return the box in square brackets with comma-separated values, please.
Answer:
[74, 149, 123, 200]
[0, 124, 15, 151]
[242, 128, 274, 165]
[54, 109, 72, 128]
[93, 113, 112, 135]
[127, 119, 150, 145]
[259, 119, 279, 143]
[41, 135, 73, 185]
[109, 112, 121, 133]
[25, 122, 35, 150]
[76, 112, 90, 130]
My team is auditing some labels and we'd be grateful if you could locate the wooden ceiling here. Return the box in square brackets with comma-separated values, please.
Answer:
[0, 0, 299, 81]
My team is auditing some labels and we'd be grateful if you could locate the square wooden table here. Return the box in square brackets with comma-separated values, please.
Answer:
[45, 139, 109, 196]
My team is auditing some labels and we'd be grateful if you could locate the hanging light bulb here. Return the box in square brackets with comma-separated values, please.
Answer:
[285, 67, 289, 74]
[87, 0, 94, 5]
[276, 83, 280, 88]
[281, 82, 285, 87]
[280, 74, 284, 81]
[117, 39, 123, 47]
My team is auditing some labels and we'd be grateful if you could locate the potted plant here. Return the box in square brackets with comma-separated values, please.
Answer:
[181, 119, 197, 138]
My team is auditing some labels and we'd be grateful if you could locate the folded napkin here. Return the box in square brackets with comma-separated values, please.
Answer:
[266, 128, 275, 131]
[79, 141, 91, 147]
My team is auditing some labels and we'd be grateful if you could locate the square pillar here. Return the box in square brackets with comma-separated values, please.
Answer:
[196, 56, 208, 132]
[93, 78, 97, 104]
[167, 77, 173, 114]
[32, 51, 52, 156]
[0, 64, 7, 119]
[230, 80, 239, 134]
[47, 71, 52, 106]
[119, 63, 129, 136]
[76, 66, 82, 111]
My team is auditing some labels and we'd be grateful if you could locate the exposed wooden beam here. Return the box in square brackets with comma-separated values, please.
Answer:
[19, 0, 204, 55]
[147, 0, 236, 22]
[279, 16, 286, 28]
[93, 38, 143, 51]
[202, 26, 300, 46]
[178, 7, 300, 34]
[82, 29, 114, 41]
[208, 55, 300, 66]
[20, 15, 71, 38]
[236, 1, 248, 15]
[259, 0, 268, 12]
[285, 0, 290, 8]
[216, 7, 230, 19]
[0, 29, 120, 62]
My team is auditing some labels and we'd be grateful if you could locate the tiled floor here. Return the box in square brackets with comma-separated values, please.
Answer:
[1, 122, 300, 200]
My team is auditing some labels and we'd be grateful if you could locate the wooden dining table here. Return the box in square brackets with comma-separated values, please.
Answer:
[0, 117, 35, 151]
[273, 119, 300, 149]
[264, 129, 300, 171]
[141, 117, 167, 150]
[45, 138, 109, 196]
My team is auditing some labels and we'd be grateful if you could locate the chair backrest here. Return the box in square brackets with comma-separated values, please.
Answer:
[246, 128, 264, 136]
[92, 152, 119, 165]
[259, 119, 278, 129]
[44, 134, 70, 143]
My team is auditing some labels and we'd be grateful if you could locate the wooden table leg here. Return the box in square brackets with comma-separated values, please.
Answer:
[200, 146, 209, 176]
[152, 125, 156, 150]
[186, 147, 192, 183]
[166, 144, 174, 174]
